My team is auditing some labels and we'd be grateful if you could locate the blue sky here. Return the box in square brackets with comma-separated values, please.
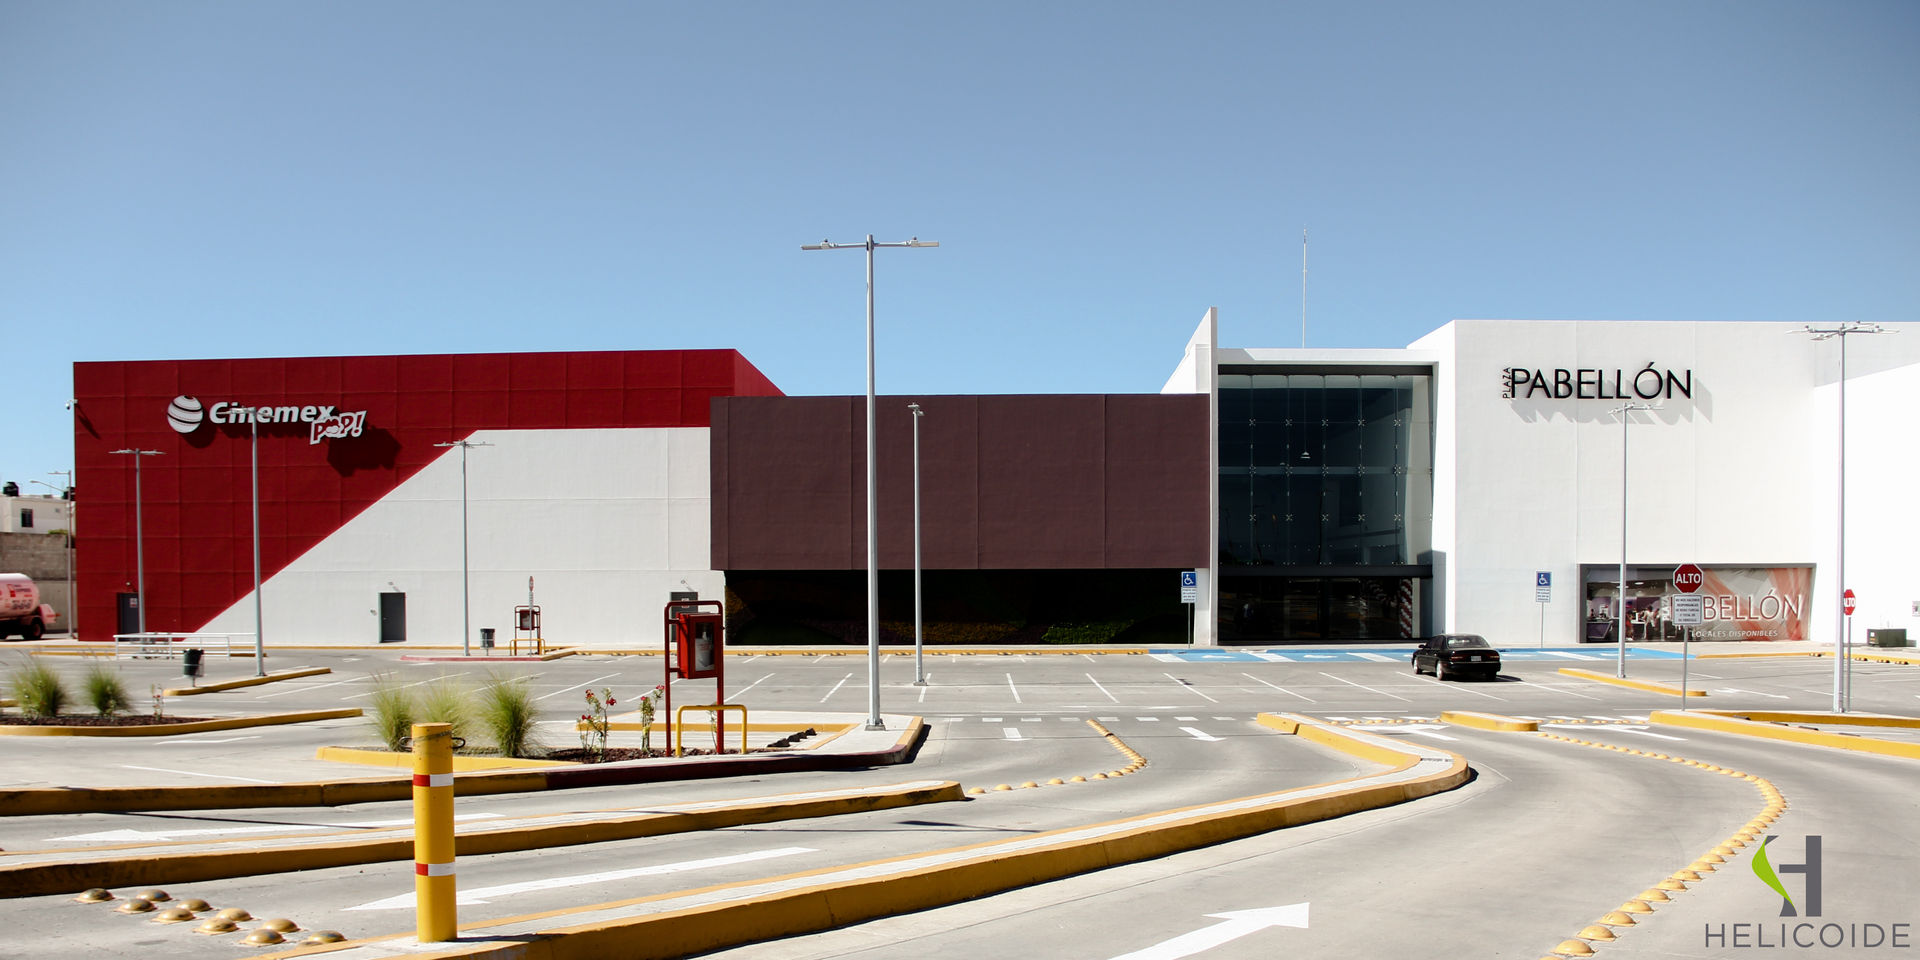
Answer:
[3, 2, 1915, 485]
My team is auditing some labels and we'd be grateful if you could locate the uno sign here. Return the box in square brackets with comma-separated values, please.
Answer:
[1673, 563, 1704, 594]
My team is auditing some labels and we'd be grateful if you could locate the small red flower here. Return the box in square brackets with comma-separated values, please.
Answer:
[607, 698, 617, 705]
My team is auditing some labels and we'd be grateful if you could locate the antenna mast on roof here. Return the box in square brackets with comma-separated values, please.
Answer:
[1300, 227, 1308, 348]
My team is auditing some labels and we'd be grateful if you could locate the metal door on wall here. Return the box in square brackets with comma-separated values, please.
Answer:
[116, 593, 139, 637]
[379, 592, 406, 643]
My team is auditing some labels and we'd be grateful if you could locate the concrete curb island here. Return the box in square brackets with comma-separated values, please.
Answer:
[234, 713, 1470, 960]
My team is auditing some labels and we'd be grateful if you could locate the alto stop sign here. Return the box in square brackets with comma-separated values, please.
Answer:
[1844, 589, 1857, 616]
[1672, 563, 1704, 594]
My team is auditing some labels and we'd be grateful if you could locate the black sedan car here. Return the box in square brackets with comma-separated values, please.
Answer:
[1411, 634, 1502, 681]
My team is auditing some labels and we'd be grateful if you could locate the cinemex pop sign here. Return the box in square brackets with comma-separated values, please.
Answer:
[165, 395, 369, 444]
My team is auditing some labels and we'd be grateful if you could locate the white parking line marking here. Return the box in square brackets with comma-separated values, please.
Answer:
[1007, 673, 1023, 704]
[1166, 673, 1220, 702]
[346, 847, 818, 911]
[1175, 716, 1198, 722]
[120, 765, 277, 784]
[533, 673, 622, 703]
[983, 717, 1003, 722]
[1241, 672, 1316, 702]
[256, 676, 362, 700]
[820, 673, 853, 703]
[1087, 674, 1121, 703]
[1318, 672, 1411, 702]
[731, 673, 774, 698]
[154, 736, 260, 745]
[1349, 652, 1398, 662]
[1003, 727, 1026, 741]
[340, 677, 436, 700]
[1181, 727, 1222, 742]
[1416, 676, 1508, 700]
[1136, 716, 1161, 722]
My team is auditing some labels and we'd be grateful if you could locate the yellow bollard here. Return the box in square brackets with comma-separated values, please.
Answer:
[411, 722, 456, 942]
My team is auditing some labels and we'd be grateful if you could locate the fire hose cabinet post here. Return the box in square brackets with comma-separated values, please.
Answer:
[675, 612, 724, 679]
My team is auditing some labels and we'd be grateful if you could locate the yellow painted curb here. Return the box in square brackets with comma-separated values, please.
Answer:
[0, 781, 965, 898]
[1557, 667, 1707, 696]
[0, 708, 361, 738]
[163, 667, 331, 697]
[1650, 710, 1920, 760]
[1441, 710, 1538, 732]
[314, 746, 573, 771]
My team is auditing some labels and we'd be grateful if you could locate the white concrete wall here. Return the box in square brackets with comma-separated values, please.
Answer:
[200, 427, 720, 648]
[1162, 309, 1219, 644]
[1838, 359, 1920, 640]
[0, 495, 71, 534]
[1428, 320, 1920, 646]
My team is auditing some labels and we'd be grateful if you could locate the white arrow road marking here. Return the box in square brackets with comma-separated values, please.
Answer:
[1180, 727, 1221, 742]
[1004, 727, 1026, 741]
[50, 813, 503, 844]
[346, 847, 818, 911]
[1107, 902, 1310, 960]
[1714, 687, 1791, 699]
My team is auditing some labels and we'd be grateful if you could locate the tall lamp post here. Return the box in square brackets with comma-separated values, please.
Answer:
[30, 474, 72, 638]
[108, 449, 164, 635]
[908, 402, 926, 686]
[802, 235, 939, 731]
[1610, 402, 1656, 679]
[1797, 323, 1893, 713]
[249, 419, 265, 676]
[434, 439, 492, 656]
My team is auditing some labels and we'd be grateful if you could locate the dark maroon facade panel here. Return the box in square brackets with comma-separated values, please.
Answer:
[712, 394, 1209, 570]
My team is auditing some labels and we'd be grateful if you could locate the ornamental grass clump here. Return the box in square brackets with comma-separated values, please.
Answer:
[476, 674, 539, 759]
[8, 659, 69, 719]
[417, 677, 474, 746]
[366, 674, 416, 752]
[82, 662, 133, 717]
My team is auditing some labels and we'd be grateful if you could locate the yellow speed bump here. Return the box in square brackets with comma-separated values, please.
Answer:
[74, 888, 113, 903]
[1553, 940, 1596, 957]
[115, 899, 155, 914]
[152, 907, 196, 924]
[1577, 925, 1618, 942]
[1600, 911, 1638, 926]
[1619, 900, 1654, 914]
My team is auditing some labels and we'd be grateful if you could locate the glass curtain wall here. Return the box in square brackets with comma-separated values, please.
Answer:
[1219, 371, 1432, 641]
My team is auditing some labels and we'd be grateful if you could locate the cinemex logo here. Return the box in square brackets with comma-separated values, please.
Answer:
[1703, 834, 1913, 950]
[163, 395, 369, 445]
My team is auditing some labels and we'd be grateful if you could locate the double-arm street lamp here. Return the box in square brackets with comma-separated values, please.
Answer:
[1610, 402, 1657, 679]
[802, 235, 939, 730]
[1796, 323, 1894, 713]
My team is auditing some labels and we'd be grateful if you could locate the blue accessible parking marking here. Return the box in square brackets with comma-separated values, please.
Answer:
[1149, 647, 1686, 663]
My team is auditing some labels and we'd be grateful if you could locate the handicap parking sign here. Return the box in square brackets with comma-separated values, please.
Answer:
[1180, 570, 1197, 603]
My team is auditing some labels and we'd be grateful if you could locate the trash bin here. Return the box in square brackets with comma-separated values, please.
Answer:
[182, 648, 204, 682]
[479, 628, 496, 651]
[1868, 629, 1909, 648]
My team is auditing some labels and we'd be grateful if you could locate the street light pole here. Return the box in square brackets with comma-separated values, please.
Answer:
[1610, 402, 1656, 679]
[434, 439, 492, 657]
[31, 474, 72, 638]
[909, 402, 926, 686]
[1797, 323, 1893, 713]
[802, 235, 939, 731]
[251, 418, 264, 676]
[108, 449, 163, 635]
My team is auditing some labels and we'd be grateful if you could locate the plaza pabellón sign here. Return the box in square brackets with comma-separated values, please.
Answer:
[1502, 364, 1693, 401]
